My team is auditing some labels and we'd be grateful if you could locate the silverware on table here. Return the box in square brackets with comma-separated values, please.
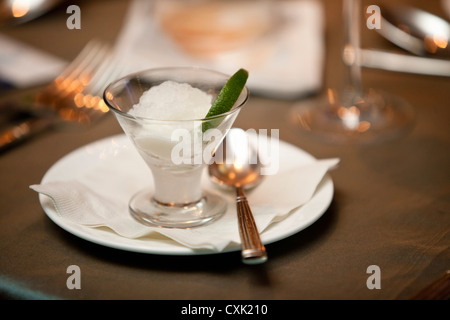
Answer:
[209, 128, 268, 265]
[354, 4, 450, 77]
[358, 49, 450, 77]
[0, 39, 125, 152]
[378, 4, 450, 58]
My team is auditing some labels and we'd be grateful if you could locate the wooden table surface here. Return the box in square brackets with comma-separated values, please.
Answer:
[0, 0, 449, 301]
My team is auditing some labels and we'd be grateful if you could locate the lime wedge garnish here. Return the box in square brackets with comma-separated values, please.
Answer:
[202, 68, 248, 132]
[205, 68, 248, 118]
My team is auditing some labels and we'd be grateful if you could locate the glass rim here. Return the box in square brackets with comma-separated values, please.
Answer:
[103, 66, 249, 123]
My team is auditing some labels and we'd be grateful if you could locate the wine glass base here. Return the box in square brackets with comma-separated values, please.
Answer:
[290, 89, 415, 144]
[129, 188, 227, 228]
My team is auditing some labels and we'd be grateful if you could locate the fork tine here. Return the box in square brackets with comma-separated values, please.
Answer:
[83, 54, 115, 95]
[72, 70, 122, 124]
[86, 55, 128, 96]
[56, 40, 100, 81]
[42, 39, 128, 124]
[56, 42, 110, 96]
[61, 42, 130, 124]
[0, 40, 117, 151]
[36, 40, 109, 107]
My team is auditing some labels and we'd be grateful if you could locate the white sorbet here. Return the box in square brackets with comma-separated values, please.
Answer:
[129, 80, 212, 120]
[127, 81, 213, 163]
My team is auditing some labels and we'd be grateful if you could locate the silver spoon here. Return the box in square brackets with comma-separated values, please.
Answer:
[208, 128, 267, 265]
[378, 4, 450, 57]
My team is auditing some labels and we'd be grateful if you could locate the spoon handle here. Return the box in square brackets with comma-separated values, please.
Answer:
[236, 186, 267, 264]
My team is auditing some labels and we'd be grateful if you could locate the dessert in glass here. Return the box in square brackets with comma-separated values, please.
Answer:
[103, 67, 248, 228]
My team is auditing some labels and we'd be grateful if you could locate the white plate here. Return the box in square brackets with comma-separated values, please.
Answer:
[39, 134, 334, 255]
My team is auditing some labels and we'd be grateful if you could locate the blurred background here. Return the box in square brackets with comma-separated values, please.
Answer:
[1, 0, 449, 95]
[0, 0, 449, 144]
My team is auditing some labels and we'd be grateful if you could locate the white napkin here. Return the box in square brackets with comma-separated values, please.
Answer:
[113, 0, 325, 99]
[30, 140, 338, 252]
[0, 34, 66, 88]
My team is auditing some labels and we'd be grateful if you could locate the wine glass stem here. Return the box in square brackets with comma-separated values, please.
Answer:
[342, 0, 363, 95]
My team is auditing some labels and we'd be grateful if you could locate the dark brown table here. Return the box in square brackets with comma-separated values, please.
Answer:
[0, 0, 449, 301]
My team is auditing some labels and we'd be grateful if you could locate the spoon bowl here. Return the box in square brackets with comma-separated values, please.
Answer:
[209, 131, 263, 190]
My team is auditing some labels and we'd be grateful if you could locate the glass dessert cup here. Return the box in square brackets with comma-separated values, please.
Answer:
[104, 67, 248, 228]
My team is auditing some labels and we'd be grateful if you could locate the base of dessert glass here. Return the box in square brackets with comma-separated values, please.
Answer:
[129, 188, 227, 228]
[290, 89, 415, 144]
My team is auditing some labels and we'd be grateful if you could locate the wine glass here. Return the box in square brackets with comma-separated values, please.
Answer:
[290, 0, 414, 144]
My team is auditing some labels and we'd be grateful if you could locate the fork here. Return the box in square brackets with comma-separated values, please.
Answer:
[0, 39, 125, 152]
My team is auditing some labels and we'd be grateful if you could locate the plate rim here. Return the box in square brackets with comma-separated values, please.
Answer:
[39, 134, 334, 255]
